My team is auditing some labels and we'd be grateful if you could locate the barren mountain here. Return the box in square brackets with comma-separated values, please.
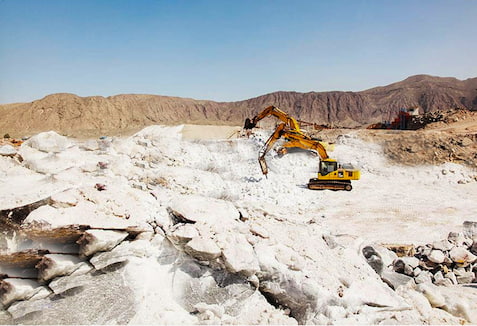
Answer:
[1, 75, 476, 137]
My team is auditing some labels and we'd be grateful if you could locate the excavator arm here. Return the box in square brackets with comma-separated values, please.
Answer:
[258, 123, 287, 175]
[244, 105, 301, 132]
[280, 131, 329, 160]
[257, 124, 329, 175]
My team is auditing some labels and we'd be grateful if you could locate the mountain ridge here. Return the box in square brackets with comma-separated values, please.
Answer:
[1, 74, 476, 137]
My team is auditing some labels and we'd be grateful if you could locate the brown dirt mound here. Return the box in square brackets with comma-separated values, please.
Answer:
[356, 110, 477, 168]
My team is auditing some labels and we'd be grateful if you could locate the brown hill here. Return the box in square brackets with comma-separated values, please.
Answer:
[1, 75, 476, 137]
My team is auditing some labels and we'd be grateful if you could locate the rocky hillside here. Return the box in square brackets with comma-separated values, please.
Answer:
[1, 75, 476, 137]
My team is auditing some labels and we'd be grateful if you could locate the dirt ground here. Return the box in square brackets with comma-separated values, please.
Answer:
[313, 110, 477, 170]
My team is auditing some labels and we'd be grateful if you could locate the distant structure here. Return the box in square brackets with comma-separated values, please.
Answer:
[368, 106, 421, 130]
[406, 106, 420, 116]
[392, 107, 420, 130]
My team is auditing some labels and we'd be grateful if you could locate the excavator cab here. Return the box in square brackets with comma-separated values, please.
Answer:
[319, 159, 338, 176]
[308, 158, 360, 191]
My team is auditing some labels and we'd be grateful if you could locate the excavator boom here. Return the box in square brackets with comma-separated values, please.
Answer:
[244, 105, 301, 133]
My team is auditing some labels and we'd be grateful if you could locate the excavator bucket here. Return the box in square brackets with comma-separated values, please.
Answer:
[258, 156, 268, 175]
[244, 118, 256, 130]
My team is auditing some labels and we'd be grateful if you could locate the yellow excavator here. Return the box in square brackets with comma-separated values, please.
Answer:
[244, 106, 360, 191]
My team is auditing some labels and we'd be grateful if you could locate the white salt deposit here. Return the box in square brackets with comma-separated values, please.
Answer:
[0, 127, 476, 324]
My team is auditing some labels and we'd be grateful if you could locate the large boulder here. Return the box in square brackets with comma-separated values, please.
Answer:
[169, 195, 240, 224]
[77, 230, 129, 257]
[0, 145, 16, 156]
[184, 236, 222, 261]
[220, 233, 259, 276]
[24, 131, 72, 153]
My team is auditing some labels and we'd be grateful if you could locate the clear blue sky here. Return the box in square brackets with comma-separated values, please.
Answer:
[1, 0, 476, 104]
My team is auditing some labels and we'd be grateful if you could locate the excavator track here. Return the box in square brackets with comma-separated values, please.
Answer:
[307, 179, 352, 191]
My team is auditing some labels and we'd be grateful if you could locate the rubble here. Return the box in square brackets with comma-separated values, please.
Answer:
[365, 223, 477, 289]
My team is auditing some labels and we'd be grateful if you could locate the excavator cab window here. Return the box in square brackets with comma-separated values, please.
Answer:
[320, 160, 338, 175]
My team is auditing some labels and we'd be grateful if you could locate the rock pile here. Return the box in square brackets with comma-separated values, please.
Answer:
[408, 110, 445, 129]
[0, 227, 144, 313]
[361, 222, 477, 323]
[363, 222, 477, 290]
[389, 222, 477, 286]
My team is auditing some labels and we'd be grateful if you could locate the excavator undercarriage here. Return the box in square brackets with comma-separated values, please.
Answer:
[308, 179, 352, 191]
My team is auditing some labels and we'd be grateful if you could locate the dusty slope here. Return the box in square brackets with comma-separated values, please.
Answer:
[1, 75, 476, 137]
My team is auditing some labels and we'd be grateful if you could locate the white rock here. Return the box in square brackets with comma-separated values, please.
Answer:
[396, 284, 434, 317]
[428, 250, 446, 264]
[81, 139, 99, 151]
[400, 256, 420, 268]
[0, 145, 16, 156]
[413, 267, 422, 276]
[433, 271, 444, 283]
[381, 270, 415, 290]
[36, 254, 85, 282]
[170, 194, 239, 224]
[19, 147, 72, 174]
[448, 232, 468, 247]
[445, 272, 458, 285]
[50, 188, 80, 207]
[455, 271, 475, 284]
[249, 223, 270, 239]
[25, 131, 72, 153]
[463, 221, 477, 240]
[449, 247, 477, 265]
[416, 245, 432, 257]
[221, 234, 259, 276]
[89, 240, 154, 270]
[374, 246, 398, 268]
[168, 223, 200, 245]
[274, 244, 305, 271]
[78, 229, 129, 257]
[194, 302, 225, 319]
[135, 231, 155, 241]
[438, 285, 477, 323]
[417, 283, 446, 308]
[434, 278, 453, 287]
[184, 236, 222, 261]
[343, 279, 409, 308]
[0, 278, 42, 306]
[415, 270, 433, 284]
[80, 160, 99, 172]
[432, 240, 454, 252]
[48, 269, 95, 294]
[7, 287, 52, 319]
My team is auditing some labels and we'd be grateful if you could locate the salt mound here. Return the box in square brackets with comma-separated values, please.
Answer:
[25, 131, 72, 153]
